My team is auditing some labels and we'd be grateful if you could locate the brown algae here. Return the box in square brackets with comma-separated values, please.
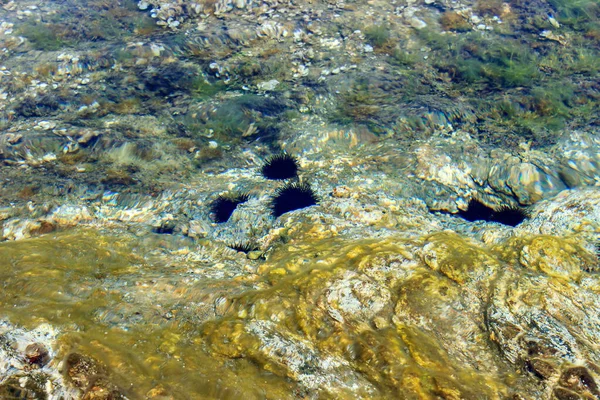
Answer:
[0, 229, 295, 398]
[5, 228, 591, 398]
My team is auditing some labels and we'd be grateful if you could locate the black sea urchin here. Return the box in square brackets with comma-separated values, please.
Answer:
[271, 182, 319, 218]
[228, 242, 259, 254]
[210, 192, 250, 223]
[456, 199, 529, 226]
[489, 205, 530, 227]
[261, 153, 299, 180]
[457, 199, 494, 222]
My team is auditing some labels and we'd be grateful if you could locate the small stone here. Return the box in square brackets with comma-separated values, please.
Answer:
[409, 17, 427, 29]
[257, 79, 280, 91]
[5, 133, 22, 144]
[29, 221, 56, 235]
[269, 267, 287, 276]
[77, 130, 100, 144]
[540, 30, 567, 45]
[188, 220, 209, 238]
[558, 366, 599, 393]
[82, 375, 125, 400]
[42, 153, 57, 162]
[373, 316, 389, 329]
[146, 385, 173, 399]
[526, 358, 556, 380]
[36, 121, 56, 130]
[332, 186, 353, 198]
[65, 353, 107, 390]
[296, 65, 309, 77]
[3, 1, 16, 11]
[0, 207, 12, 221]
[150, 43, 164, 57]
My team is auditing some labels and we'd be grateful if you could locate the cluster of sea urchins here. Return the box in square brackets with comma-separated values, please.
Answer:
[211, 154, 531, 231]
[210, 153, 319, 224]
[261, 153, 318, 218]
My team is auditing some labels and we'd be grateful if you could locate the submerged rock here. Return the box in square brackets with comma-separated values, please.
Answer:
[196, 189, 600, 398]
[1, 187, 597, 398]
[0, 57, 597, 397]
[0, 0, 598, 398]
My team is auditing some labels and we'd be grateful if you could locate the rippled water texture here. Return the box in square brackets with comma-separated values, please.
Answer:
[0, 0, 599, 398]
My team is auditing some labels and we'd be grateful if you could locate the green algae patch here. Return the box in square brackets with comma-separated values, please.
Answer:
[201, 236, 511, 398]
[495, 235, 596, 280]
[0, 229, 296, 399]
[420, 232, 500, 284]
[0, 230, 140, 328]
[517, 235, 596, 280]
[1, 228, 597, 398]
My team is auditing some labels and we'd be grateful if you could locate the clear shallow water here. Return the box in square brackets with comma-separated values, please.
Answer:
[0, 0, 599, 398]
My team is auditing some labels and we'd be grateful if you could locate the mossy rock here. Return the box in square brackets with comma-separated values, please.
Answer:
[420, 232, 500, 284]
[518, 235, 595, 280]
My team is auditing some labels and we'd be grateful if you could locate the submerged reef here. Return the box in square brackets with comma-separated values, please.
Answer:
[0, 189, 599, 399]
[0, 0, 598, 398]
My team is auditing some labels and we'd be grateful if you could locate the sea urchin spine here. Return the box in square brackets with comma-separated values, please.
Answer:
[261, 153, 299, 180]
[456, 199, 529, 227]
[228, 242, 260, 254]
[271, 182, 319, 218]
[489, 205, 530, 227]
[210, 192, 250, 223]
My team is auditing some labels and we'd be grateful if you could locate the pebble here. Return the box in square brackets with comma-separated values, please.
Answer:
[256, 79, 280, 91]
[3, 1, 16, 11]
[408, 17, 427, 29]
[35, 121, 56, 130]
